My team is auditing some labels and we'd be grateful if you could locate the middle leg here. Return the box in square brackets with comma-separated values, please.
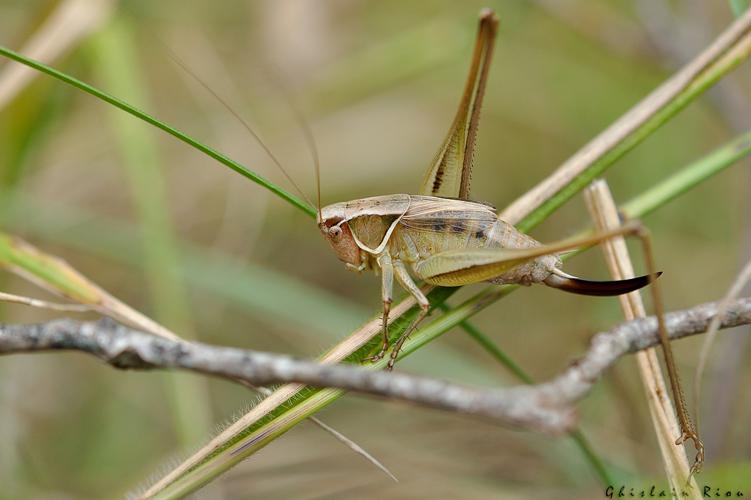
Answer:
[386, 260, 431, 370]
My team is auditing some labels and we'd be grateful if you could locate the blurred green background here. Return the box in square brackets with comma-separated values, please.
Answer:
[0, 0, 749, 498]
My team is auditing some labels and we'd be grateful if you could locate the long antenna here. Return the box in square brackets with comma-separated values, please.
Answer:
[268, 67, 322, 220]
[293, 104, 322, 220]
[166, 49, 315, 210]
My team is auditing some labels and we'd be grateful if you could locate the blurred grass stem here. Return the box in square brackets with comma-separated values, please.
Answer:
[90, 18, 213, 447]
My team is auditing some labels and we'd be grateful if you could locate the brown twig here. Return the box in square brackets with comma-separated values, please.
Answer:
[1, 297, 749, 433]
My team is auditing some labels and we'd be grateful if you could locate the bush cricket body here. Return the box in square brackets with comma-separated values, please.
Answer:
[316, 9, 703, 471]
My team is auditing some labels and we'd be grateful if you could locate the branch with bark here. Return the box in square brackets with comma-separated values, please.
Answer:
[1, 297, 749, 433]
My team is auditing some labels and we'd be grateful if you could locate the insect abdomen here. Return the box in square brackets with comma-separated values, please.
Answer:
[395, 211, 560, 286]
[482, 218, 560, 285]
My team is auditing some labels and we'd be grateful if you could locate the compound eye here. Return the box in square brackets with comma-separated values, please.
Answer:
[329, 225, 342, 238]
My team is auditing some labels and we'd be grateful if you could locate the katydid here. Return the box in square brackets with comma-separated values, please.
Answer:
[317, 10, 651, 366]
[316, 9, 702, 471]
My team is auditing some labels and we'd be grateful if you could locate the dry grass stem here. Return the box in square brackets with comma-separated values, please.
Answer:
[584, 180, 699, 496]
[0, 291, 91, 312]
[1, 235, 180, 341]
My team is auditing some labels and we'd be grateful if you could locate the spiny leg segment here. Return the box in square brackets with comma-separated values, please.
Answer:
[589, 221, 703, 474]
[365, 252, 431, 370]
[636, 225, 703, 474]
[365, 252, 394, 363]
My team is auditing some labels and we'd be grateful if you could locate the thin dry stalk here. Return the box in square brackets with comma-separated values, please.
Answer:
[0, 291, 90, 312]
[584, 181, 699, 497]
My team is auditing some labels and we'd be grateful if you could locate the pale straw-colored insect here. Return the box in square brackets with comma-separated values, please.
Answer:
[314, 9, 703, 472]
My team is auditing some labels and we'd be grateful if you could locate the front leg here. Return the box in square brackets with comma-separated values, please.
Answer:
[386, 260, 430, 370]
[365, 251, 394, 362]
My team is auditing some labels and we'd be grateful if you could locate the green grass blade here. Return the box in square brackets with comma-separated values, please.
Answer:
[621, 128, 751, 219]
[0, 45, 315, 217]
[0, 232, 101, 303]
